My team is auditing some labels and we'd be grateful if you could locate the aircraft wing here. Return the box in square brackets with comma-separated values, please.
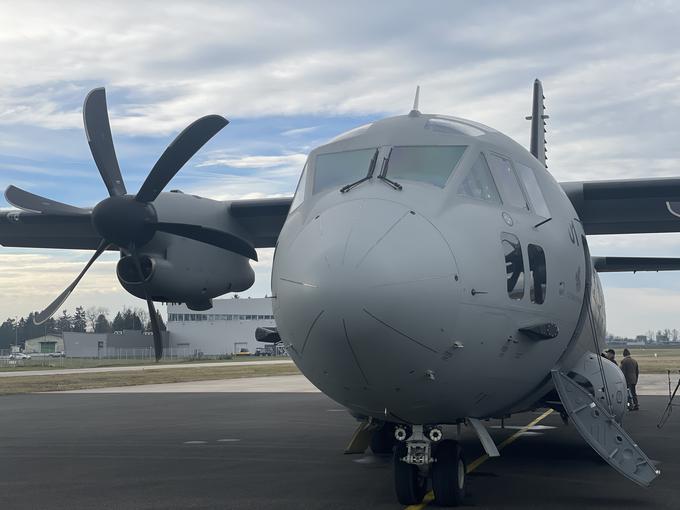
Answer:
[592, 256, 680, 272]
[560, 178, 680, 234]
[229, 197, 292, 248]
[0, 210, 103, 250]
[0, 196, 293, 251]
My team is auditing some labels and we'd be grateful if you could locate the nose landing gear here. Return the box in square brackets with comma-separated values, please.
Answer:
[393, 425, 466, 506]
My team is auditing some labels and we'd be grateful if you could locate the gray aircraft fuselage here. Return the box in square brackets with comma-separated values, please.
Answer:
[272, 112, 606, 425]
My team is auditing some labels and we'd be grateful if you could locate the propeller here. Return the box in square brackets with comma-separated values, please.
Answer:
[6, 88, 251, 361]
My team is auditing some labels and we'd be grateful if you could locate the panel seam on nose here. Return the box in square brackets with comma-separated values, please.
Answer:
[363, 308, 438, 354]
[301, 309, 325, 354]
[354, 210, 409, 269]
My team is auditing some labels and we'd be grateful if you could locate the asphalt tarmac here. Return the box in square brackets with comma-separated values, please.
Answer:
[0, 392, 678, 509]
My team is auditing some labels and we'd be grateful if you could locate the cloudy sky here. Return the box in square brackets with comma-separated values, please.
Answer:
[1, 0, 679, 336]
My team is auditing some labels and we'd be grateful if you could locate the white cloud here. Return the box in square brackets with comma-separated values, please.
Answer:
[197, 153, 306, 170]
[281, 126, 318, 137]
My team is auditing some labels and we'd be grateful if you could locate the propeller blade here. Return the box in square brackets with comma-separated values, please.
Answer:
[135, 115, 228, 202]
[130, 249, 163, 361]
[147, 300, 164, 362]
[34, 239, 109, 325]
[83, 88, 127, 197]
[154, 222, 258, 261]
[5, 185, 89, 215]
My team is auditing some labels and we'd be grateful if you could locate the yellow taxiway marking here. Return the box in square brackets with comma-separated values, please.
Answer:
[405, 409, 554, 510]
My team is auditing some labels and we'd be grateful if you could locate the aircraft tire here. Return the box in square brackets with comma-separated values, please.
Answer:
[432, 440, 466, 507]
[370, 423, 395, 454]
[393, 444, 426, 505]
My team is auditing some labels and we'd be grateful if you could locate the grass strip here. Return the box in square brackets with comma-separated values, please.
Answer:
[0, 364, 300, 395]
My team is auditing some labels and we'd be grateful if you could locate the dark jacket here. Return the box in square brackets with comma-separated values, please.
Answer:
[620, 356, 639, 385]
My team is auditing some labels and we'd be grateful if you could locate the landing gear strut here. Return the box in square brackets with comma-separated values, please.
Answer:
[370, 422, 395, 455]
[392, 425, 466, 506]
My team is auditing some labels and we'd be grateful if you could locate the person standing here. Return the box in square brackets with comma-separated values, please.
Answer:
[605, 348, 617, 366]
[620, 348, 640, 410]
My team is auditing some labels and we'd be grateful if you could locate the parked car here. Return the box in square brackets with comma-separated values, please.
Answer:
[48, 351, 65, 358]
[255, 346, 274, 357]
[9, 352, 31, 360]
[234, 348, 251, 356]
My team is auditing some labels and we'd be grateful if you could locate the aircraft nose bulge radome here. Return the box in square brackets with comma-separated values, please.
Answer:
[275, 199, 461, 416]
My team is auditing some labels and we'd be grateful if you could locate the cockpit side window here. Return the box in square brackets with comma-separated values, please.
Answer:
[313, 148, 376, 195]
[457, 153, 501, 203]
[289, 161, 308, 212]
[384, 145, 466, 188]
[487, 153, 529, 210]
[528, 244, 547, 304]
[501, 232, 525, 300]
[515, 162, 551, 218]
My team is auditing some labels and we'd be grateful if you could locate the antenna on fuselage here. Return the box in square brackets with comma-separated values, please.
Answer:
[409, 85, 421, 117]
[525, 79, 549, 167]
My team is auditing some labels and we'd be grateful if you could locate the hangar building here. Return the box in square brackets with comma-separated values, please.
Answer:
[25, 334, 64, 354]
[63, 330, 170, 357]
[167, 298, 276, 355]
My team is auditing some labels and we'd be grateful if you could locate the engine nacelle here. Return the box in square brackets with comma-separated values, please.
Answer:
[116, 243, 254, 308]
[113, 191, 259, 309]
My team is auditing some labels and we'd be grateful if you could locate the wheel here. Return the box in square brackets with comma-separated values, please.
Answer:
[370, 423, 395, 455]
[393, 444, 426, 505]
[432, 440, 466, 507]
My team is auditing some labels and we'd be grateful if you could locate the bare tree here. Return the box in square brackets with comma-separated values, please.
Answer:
[85, 307, 109, 332]
[134, 307, 148, 329]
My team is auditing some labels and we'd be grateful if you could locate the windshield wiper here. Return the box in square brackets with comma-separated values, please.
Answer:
[377, 148, 402, 190]
[340, 149, 379, 193]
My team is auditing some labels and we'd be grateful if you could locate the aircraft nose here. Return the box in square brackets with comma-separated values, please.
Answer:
[274, 199, 461, 405]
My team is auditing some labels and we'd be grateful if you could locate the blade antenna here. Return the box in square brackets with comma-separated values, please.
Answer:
[409, 85, 421, 117]
[525, 79, 549, 168]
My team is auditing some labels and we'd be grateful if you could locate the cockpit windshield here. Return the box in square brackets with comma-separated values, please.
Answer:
[313, 148, 376, 195]
[384, 145, 466, 188]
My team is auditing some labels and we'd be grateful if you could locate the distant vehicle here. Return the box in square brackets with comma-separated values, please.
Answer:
[254, 347, 273, 357]
[234, 348, 251, 356]
[9, 352, 31, 360]
[255, 345, 274, 356]
[48, 351, 65, 358]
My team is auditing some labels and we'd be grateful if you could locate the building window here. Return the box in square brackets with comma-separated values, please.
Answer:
[502, 233, 525, 300]
[528, 244, 547, 304]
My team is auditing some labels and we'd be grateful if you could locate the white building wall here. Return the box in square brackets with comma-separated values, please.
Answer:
[167, 298, 276, 355]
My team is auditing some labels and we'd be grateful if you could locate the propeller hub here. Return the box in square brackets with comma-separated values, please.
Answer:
[92, 195, 157, 248]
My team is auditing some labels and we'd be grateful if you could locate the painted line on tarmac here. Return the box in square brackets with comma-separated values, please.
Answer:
[405, 409, 554, 510]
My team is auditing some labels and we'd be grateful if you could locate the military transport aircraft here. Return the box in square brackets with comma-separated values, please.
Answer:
[1, 81, 676, 506]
